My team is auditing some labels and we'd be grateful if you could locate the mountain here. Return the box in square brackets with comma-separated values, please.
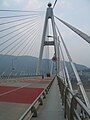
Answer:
[0, 54, 89, 75]
[64, 61, 88, 73]
[0, 54, 38, 75]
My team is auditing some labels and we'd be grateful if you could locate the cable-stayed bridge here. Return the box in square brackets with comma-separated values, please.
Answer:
[0, 2, 90, 120]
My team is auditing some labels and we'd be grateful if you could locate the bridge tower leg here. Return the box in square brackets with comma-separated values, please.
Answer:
[36, 3, 59, 75]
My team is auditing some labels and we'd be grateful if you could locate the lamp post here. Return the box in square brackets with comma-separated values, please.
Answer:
[11, 57, 17, 76]
[1, 72, 5, 78]
[11, 58, 15, 77]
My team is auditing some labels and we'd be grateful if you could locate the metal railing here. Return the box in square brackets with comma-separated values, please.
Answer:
[19, 76, 55, 120]
[57, 76, 90, 120]
[0, 75, 44, 83]
[0, 74, 42, 79]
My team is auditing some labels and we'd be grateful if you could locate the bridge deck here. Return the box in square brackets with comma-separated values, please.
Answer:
[32, 78, 65, 120]
[0, 77, 51, 120]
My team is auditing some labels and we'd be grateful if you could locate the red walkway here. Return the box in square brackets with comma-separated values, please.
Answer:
[0, 86, 43, 104]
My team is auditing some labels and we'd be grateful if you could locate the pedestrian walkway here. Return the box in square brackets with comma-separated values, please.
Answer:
[32, 77, 65, 120]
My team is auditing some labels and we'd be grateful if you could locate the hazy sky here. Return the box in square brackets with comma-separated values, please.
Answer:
[0, 0, 90, 67]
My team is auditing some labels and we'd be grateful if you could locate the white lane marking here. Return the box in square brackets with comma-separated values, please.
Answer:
[0, 83, 31, 97]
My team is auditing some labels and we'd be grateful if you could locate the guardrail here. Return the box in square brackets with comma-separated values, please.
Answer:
[57, 76, 90, 120]
[19, 76, 55, 120]
[0, 75, 42, 79]
[0, 75, 45, 83]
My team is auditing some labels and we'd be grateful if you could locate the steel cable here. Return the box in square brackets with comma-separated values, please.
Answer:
[0, 20, 40, 53]
[0, 17, 40, 46]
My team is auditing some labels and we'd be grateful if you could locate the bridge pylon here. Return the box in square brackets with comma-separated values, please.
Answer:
[36, 3, 59, 75]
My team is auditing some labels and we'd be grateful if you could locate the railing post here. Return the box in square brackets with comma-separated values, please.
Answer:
[43, 92, 46, 99]
[64, 87, 67, 119]
[38, 97, 43, 105]
[45, 89, 48, 94]
[64, 87, 69, 119]
[31, 106, 37, 117]
[70, 96, 77, 120]
[57, 77, 65, 105]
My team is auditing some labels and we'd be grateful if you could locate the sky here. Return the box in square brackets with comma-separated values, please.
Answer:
[0, 0, 90, 67]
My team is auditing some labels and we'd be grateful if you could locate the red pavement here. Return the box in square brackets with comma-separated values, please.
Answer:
[0, 86, 18, 94]
[0, 86, 44, 104]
